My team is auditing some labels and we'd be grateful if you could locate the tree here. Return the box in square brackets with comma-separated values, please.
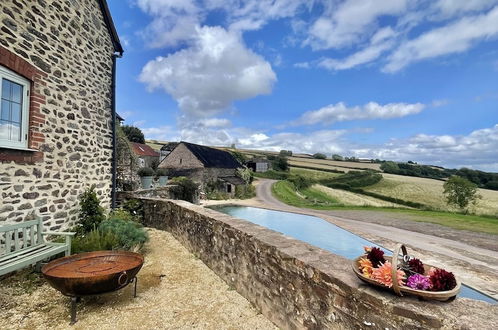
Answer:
[77, 185, 106, 235]
[279, 150, 292, 157]
[122, 125, 145, 143]
[332, 154, 343, 161]
[312, 153, 327, 159]
[443, 176, 481, 211]
[272, 156, 289, 171]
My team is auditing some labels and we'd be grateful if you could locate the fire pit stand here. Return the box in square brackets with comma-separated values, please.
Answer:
[41, 251, 144, 325]
[69, 276, 138, 324]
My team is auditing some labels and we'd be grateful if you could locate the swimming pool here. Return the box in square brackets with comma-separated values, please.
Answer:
[213, 205, 496, 304]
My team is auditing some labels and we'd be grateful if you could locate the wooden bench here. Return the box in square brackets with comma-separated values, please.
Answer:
[0, 218, 75, 276]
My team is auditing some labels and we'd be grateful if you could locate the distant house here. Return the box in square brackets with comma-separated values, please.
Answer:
[131, 142, 159, 168]
[159, 141, 244, 194]
[246, 158, 271, 172]
[159, 142, 179, 162]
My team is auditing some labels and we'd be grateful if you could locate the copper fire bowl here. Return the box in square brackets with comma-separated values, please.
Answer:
[42, 251, 144, 297]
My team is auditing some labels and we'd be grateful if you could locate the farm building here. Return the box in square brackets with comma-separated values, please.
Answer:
[246, 158, 271, 172]
[131, 142, 159, 168]
[158, 141, 244, 194]
[0, 0, 123, 229]
[159, 142, 179, 162]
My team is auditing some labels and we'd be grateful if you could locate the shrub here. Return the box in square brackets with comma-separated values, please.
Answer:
[99, 218, 148, 250]
[253, 170, 290, 180]
[72, 229, 122, 254]
[272, 156, 289, 171]
[170, 177, 199, 203]
[122, 199, 144, 220]
[156, 168, 168, 176]
[137, 167, 155, 177]
[76, 185, 106, 235]
[312, 153, 327, 159]
[287, 175, 314, 190]
[235, 184, 256, 199]
[320, 171, 382, 188]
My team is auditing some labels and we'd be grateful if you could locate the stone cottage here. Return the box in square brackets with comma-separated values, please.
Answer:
[130, 142, 159, 168]
[158, 141, 244, 194]
[0, 0, 123, 230]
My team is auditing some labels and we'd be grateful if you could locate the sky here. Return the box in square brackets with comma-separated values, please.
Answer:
[107, 0, 498, 172]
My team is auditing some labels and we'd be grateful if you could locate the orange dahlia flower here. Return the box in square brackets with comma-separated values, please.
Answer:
[359, 258, 373, 278]
[371, 261, 406, 288]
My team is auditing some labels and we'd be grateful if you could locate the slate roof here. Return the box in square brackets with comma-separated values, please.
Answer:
[182, 142, 241, 169]
[160, 142, 179, 152]
[131, 142, 159, 157]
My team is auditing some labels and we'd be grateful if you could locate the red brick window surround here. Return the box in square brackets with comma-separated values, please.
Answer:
[0, 46, 46, 164]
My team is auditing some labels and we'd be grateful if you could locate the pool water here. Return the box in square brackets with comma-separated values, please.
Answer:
[214, 205, 496, 304]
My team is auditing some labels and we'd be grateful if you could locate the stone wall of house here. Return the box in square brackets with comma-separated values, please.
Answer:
[0, 0, 116, 229]
[140, 198, 498, 330]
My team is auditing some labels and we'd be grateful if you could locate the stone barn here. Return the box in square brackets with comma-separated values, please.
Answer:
[158, 142, 244, 194]
[246, 158, 271, 172]
[0, 0, 123, 230]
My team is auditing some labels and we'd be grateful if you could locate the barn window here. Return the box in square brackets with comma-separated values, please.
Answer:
[0, 66, 30, 149]
[180, 158, 182, 164]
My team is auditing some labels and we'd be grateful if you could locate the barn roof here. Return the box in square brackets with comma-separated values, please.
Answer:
[131, 142, 159, 157]
[182, 142, 241, 169]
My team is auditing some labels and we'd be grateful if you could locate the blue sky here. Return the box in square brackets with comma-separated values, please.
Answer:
[108, 0, 498, 171]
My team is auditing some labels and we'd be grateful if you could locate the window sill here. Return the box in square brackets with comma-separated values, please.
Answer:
[0, 145, 38, 152]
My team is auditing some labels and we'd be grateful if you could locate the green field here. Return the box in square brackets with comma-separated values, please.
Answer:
[272, 181, 498, 235]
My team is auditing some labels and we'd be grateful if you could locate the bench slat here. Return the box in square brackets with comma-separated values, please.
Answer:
[0, 245, 67, 276]
[22, 227, 27, 249]
[0, 220, 40, 232]
[6, 231, 11, 254]
[14, 229, 19, 251]
[30, 224, 35, 247]
[0, 244, 50, 264]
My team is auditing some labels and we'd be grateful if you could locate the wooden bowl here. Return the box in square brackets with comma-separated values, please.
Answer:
[352, 245, 460, 301]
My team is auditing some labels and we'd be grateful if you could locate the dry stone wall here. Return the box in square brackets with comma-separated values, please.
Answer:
[141, 198, 498, 330]
[0, 0, 115, 230]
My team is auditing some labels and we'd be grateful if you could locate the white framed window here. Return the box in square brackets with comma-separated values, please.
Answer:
[0, 66, 30, 149]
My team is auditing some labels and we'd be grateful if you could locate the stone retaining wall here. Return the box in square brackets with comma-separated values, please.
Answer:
[140, 198, 498, 330]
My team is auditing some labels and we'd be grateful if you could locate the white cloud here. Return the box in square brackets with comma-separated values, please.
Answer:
[290, 101, 425, 126]
[136, 0, 201, 48]
[198, 118, 232, 128]
[352, 124, 498, 170]
[433, 0, 498, 18]
[139, 26, 276, 118]
[384, 6, 498, 72]
[318, 27, 396, 71]
[141, 125, 175, 141]
[305, 0, 407, 50]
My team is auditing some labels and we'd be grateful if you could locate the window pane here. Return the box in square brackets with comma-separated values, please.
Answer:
[0, 120, 10, 140]
[1, 79, 10, 100]
[11, 82, 22, 103]
[1, 100, 10, 121]
[10, 121, 21, 141]
[11, 102, 21, 123]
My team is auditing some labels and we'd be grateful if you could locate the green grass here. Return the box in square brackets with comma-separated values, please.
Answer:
[272, 181, 498, 235]
[289, 167, 341, 181]
[272, 180, 342, 209]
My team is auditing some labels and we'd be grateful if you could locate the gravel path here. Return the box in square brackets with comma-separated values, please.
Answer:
[206, 179, 498, 299]
[0, 229, 276, 330]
